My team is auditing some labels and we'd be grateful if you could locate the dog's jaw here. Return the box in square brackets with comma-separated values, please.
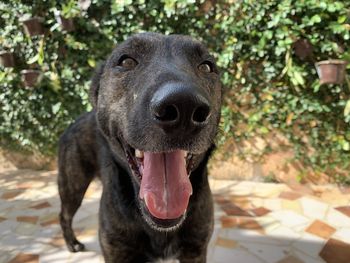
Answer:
[140, 209, 187, 232]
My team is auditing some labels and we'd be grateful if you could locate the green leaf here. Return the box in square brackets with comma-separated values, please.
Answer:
[310, 14, 321, 25]
[338, 15, 347, 24]
[27, 54, 39, 64]
[344, 100, 350, 116]
[260, 126, 269, 134]
[0, 71, 6, 82]
[87, 58, 96, 68]
[342, 141, 350, 151]
[38, 38, 45, 66]
[289, 70, 305, 86]
[52, 102, 61, 114]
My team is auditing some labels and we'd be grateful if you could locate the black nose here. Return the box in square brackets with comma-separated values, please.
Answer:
[150, 83, 211, 132]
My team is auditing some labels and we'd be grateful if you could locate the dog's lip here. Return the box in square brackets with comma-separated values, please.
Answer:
[135, 149, 188, 158]
[141, 202, 186, 229]
[149, 213, 184, 226]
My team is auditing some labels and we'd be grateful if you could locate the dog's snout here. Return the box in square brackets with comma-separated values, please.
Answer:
[150, 83, 211, 132]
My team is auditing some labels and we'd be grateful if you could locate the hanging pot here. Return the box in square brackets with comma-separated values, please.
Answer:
[292, 39, 313, 60]
[57, 15, 75, 32]
[0, 51, 15, 67]
[21, 70, 42, 87]
[315, 60, 348, 85]
[22, 17, 44, 36]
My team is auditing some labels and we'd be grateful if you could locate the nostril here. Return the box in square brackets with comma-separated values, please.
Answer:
[192, 105, 210, 124]
[155, 104, 179, 122]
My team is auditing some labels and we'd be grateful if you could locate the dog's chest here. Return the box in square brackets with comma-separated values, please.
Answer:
[147, 234, 180, 263]
[152, 259, 179, 263]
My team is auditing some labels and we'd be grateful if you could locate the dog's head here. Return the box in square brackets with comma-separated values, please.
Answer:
[90, 33, 222, 231]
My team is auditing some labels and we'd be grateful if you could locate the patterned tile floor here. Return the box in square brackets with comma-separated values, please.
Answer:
[1, 169, 350, 263]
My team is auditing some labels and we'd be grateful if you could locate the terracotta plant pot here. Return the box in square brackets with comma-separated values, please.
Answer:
[0, 51, 15, 67]
[57, 15, 75, 32]
[21, 70, 42, 87]
[293, 39, 313, 60]
[315, 60, 348, 85]
[22, 17, 44, 36]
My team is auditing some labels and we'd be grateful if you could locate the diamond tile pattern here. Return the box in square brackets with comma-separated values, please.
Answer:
[1, 169, 350, 263]
[30, 201, 51, 210]
[277, 255, 305, 263]
[220, 203, 252, 217]
[319, 238, 350, 263]
[305, 220, 336, 239]
[8, 253, 39, 263]
[251, 207, 271, 217]
[16, 216, 39, 224]
[279, 191, 302, 200]
[335, 206, 350, 218]
[1, 190, 23, 200]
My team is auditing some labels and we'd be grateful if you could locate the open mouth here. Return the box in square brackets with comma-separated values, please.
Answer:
[121, 141, 195, 223]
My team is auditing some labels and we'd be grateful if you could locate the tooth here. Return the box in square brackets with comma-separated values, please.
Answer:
[135, 149, 144, 158]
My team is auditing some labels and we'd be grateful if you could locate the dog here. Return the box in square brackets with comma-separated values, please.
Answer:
[58, 32, 222, 262]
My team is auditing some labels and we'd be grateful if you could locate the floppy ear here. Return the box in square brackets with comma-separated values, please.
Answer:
[89, 61, 106, 108]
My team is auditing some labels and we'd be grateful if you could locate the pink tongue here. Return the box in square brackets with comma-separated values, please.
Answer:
[139, 150, 192, 219]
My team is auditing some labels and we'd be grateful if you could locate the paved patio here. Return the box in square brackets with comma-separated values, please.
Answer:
[1, 168, 350, 263]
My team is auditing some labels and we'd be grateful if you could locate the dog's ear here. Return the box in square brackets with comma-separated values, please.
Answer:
[89, 61, 106, 108]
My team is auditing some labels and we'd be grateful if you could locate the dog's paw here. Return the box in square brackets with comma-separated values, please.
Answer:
[68, 240, 85, 252]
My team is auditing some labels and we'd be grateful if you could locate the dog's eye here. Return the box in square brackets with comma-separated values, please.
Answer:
[198, 61, 213, 73]
[118, 56, 138, 70]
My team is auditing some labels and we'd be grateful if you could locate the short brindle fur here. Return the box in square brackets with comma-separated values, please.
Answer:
[58, 33, 222, 262]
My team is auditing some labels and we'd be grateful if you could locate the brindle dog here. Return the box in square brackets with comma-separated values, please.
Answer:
[58, 32, 222, 263]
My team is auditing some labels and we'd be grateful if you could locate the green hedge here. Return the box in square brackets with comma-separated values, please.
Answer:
[1, 0, 350, 181]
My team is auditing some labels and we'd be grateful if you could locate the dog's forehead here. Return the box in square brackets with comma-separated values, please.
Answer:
[167, 34, 209, 56]
[112, 33, 209, 56]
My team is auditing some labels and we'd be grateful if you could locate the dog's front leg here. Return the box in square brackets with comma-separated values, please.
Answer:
[179, 254, 207, 263]
[178, 239, 210, 263]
